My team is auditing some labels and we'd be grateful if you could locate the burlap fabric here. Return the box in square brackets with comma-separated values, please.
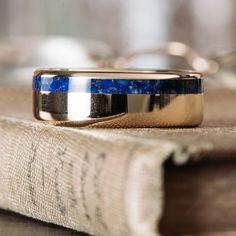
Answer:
[0, 87, 235, 236]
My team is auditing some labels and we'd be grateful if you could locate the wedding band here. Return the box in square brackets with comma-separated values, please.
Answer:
[32, 68, 203, 128]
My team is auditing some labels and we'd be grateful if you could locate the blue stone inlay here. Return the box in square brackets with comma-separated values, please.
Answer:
[33, 76, 202, 94]
[33, 76, 69, 92]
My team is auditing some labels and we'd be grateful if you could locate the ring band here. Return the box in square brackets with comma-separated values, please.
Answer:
[32, 69, 203, 128]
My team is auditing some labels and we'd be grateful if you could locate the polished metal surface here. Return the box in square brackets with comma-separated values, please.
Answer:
[33, 68, 203, 128]
[33, 91, 203, 128]
[33, 68, 202, 80]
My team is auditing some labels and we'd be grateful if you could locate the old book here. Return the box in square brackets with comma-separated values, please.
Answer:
[0, 87, 236, 236]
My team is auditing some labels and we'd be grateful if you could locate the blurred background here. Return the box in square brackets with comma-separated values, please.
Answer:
[0, 0, 236, 88]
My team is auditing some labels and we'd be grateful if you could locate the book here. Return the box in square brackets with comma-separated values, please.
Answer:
[0, 87, 236, 236]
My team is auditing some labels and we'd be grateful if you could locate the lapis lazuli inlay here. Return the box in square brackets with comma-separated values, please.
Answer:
[33, 76, 202, 94]
[33, 76, 69, 92]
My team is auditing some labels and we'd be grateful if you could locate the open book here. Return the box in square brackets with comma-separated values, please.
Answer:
[0, 87, 236, 236]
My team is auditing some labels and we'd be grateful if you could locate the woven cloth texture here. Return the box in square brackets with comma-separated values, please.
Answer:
[0, 87, 236, 236]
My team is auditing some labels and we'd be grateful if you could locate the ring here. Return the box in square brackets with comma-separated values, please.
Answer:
[32, 68, 203, 128]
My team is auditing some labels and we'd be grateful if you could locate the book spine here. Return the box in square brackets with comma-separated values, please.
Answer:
[0, 118, 182, 236]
